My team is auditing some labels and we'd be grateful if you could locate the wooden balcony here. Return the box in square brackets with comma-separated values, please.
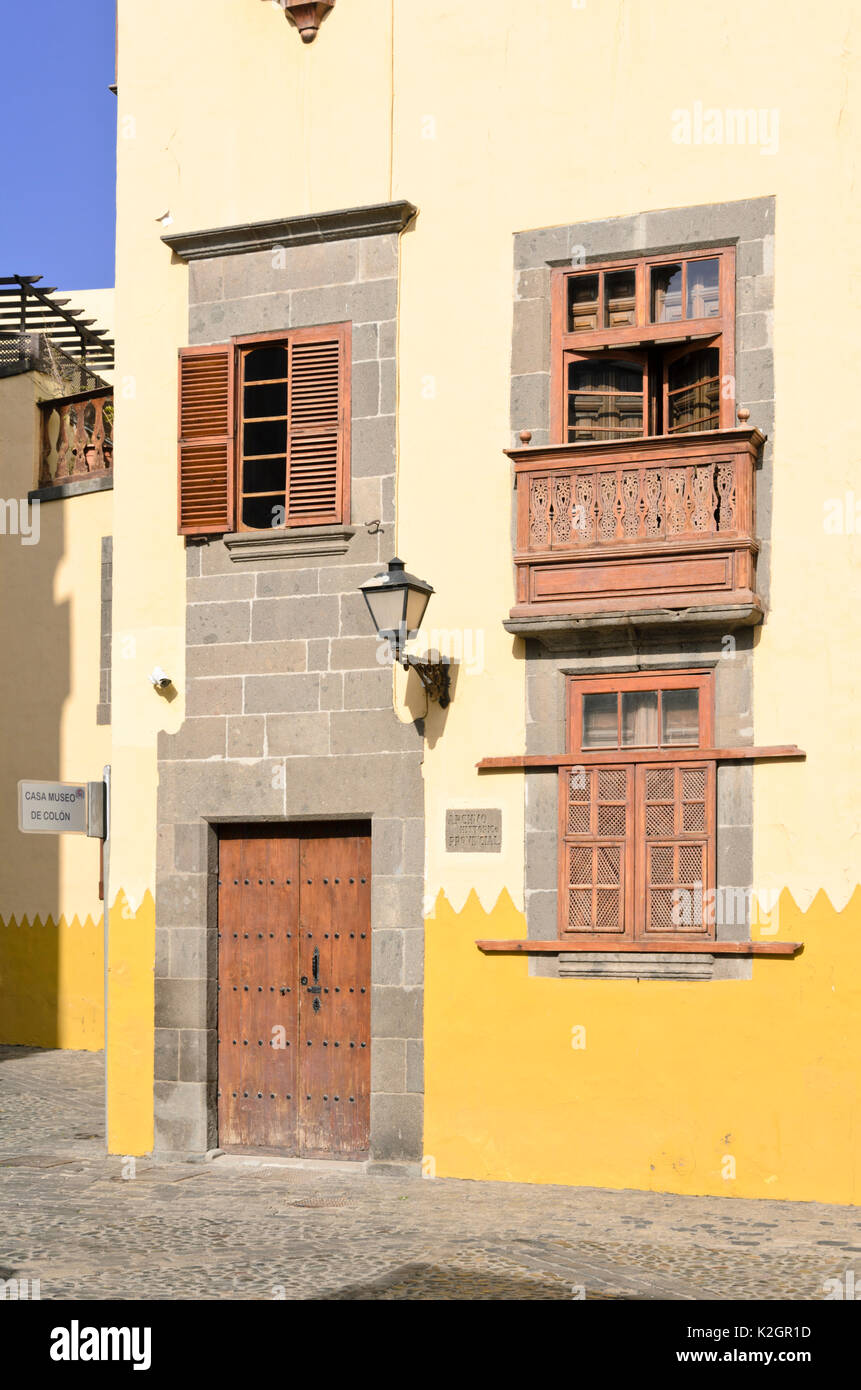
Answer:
[505, 427, 764, 642]
[38, 387, 113, 490]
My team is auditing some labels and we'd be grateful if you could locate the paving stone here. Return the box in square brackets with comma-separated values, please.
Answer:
[1, 1046, 859, 1302]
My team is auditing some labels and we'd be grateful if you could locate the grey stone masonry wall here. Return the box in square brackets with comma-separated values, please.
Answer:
[511, 198, 772, 982]
[154, 212, 425, 1163]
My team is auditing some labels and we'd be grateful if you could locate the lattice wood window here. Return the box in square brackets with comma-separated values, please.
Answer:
[559, 670, 716, 941]
[551, 248, 735, 444]
[177, 323, 350, 535]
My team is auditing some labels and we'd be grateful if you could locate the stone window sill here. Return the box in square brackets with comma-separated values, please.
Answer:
[28, 474, 113, 503]
[224, 524, 355, 562]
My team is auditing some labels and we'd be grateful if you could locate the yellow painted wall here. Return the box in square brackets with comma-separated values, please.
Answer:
[426, 889, 861, 1204]
[112, 0, 861, 1192]
[0, 292, 113, 1050]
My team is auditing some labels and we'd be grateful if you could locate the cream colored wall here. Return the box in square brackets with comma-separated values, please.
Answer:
[0, 361, 112, 1046]
[112, 0, 861, 1166]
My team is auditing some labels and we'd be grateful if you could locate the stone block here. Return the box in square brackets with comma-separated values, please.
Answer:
[511, 295, 551, 375]
[174, 822, 209, 874]
[348, 478, 382, 528]
[251, 595, 339, 643]
[159, 717, 226, 762]
[370, 1093, 423, 1161]
[267, 711, 331, 757]
[307, 638, 330, 672]
[170, 928, 211, 980]
[187, 601, 250, 646]
[279, 751, 423, 819]
[526, 888, 558, 941]
[372, 874, 424, 930]
[255, 568, 319, 598]
[187, 573, 254, 603]
[154, 1028, 179, 1082]
[290, 284, 351, 329]
[330, 635, 383, 670]
[188, 640, 306, 677]
[330, 709, 420, 755]
[158, 759, 286, 822]
[227, 715, 265, 759]
[339, 592, 376, 639]
[526, 830, 559, 889]
[158, 873, 208, 928]
[378, 319, 396, 357]
[352, 322, 378, 362]
[188, 259, 224, 304]
[372, 929, 404, 987]
[186, 677, 243, 717]
[371, 985, 422, 1041]
[352, 359, 380, 418]
[351, 414, 396, 478]
[244, 672, 320, 714]
[320, 672, 344, 710]
[516, 267, 551, 301]
[405, 1039, 423, 1094]
[179, 1029, 217, 1083]
[379, 358, 396, 416]
[514, 224, 580, 270]
[153, 1081, 213, 1155]
[347, 279, 398, 324]
[372, 819, 404, 876]
[155, 926, 171, 979]
[358, 234, 398, 281]
[510, 372, 550, 434]
[154, 978, 212, 1030]
[370, 1037, 406, 1092]
[402, 928, 424, 987]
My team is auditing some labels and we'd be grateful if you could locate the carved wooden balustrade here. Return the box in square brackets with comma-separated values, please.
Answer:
[38, 387, 113, 488]
[507, 428, 764, 626]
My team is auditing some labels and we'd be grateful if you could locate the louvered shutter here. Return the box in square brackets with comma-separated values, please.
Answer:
[637, 762, 715, 936]
[285, 324, 349, 526]
[560, 765, 634, 935]
[177, 345, 235, 535]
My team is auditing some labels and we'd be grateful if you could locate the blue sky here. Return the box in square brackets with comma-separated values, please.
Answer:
[1, 0, 116, 288]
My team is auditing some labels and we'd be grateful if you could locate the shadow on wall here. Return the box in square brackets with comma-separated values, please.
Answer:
[0, 475, 102, 1050]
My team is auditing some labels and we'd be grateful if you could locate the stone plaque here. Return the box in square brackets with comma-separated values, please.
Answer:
[445, 808, 502, 853]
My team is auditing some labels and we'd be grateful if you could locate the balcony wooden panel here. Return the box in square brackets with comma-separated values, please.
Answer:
[506, 427, 764, 638]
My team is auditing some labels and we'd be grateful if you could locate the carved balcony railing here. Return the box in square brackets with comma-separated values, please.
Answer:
[506, 427, 764, 633]
[38, 387, 113, 488]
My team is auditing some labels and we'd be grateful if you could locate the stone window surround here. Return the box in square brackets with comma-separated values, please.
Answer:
[153, 201, 425, 1165]
[511, 197, 774, 981]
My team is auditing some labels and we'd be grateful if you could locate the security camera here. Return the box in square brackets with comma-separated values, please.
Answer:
[149, 667, 172, 689]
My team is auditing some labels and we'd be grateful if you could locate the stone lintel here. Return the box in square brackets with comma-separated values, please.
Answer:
[163, 201, 418, 262]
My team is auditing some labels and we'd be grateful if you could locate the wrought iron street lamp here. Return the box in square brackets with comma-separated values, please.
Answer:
[359, 558, 451, 708]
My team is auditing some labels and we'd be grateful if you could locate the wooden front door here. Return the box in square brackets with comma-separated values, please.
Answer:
[217, 823, 371, 1159]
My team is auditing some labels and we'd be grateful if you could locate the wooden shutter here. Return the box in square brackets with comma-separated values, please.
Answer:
[177, 344, 235, 535]
[559, 765, 635, 935]
[637, 762, 715, 937]
[285, 324, 350, 526]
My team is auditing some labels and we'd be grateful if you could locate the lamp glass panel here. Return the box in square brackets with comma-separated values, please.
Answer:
[404, 585, 431, 635]
[364, 586, 407, 635]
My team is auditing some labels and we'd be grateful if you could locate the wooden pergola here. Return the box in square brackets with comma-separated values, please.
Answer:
[0, 275, 114, 371]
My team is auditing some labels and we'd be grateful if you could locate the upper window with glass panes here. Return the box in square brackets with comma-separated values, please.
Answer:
[550, 248, 735, 444]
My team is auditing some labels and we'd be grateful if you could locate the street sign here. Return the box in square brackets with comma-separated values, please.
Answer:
[18, 780, 88, 834]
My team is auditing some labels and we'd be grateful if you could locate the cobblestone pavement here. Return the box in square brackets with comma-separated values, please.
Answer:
[1, 1046, 859, 1301]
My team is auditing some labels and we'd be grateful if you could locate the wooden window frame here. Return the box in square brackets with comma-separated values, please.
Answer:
[233, 323, 351, 533]
[551, 247, 735, 443]
[559, 669, 717, 943]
